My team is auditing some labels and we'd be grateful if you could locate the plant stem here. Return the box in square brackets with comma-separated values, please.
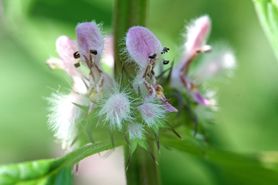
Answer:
[113, 0, 148, 83]
[113, 0, 161, 184]
[125, 142, 161, 185]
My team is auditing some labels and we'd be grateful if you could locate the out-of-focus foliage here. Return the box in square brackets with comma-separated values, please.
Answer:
[2, 132, 278, 185]
[163, 138, 278, 185]
[0, 159, 73, 185]
[0, 143, 114, 185]
[253, 0, 278, 61]
[0, 0, 278, 185]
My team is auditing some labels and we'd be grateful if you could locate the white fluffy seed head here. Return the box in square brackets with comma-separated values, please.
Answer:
[128, 123, 144, 140]
[99, 92, 131, 129]
[47, 92, 88, 149]
[138, 99, 166, 127]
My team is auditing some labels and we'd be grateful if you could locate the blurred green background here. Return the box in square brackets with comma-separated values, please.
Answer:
[0, 0, 278, 185]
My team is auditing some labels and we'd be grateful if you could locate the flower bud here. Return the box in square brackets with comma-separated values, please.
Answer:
[99, 92, 131, 129]
[138, 99, 166, 127]
[128, 123, 144, 140]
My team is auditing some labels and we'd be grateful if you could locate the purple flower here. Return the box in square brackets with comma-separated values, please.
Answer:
[126, 26, 177, 112]
[138, 98, 166, 127]
[183, 15, 211, 59]
[171, 15, 236, 108]
[47, 35, 88, 95]
[76, 22, 104, 65]
[126, 26, 162, 69]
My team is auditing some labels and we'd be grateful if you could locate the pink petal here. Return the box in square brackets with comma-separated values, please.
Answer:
[192, 90, 211, 106]
[76, 22, 104, 63]
[163, 101, 178, 112]
[56, 35, 77, 64]
[55, 36, 80, 76]
[103, 36, 114, 68]
[126, 26, 162, 69]
[184, 15, 211, 57]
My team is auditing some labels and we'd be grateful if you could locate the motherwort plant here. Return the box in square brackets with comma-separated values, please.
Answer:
[47, 21, 181, 157]
[45, 14, 236, 184]
[5, 2, 278, 185]
[47, 15, 235, 152]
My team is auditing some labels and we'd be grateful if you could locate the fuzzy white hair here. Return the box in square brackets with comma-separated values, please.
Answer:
[98, 92, 131, 129]
[128, 123, 144, 140]
[184, 15, 211, 55]
[138, 98, 166, 127]
[47, 92, 87, 149]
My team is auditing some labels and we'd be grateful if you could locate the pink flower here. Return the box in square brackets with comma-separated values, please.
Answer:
[171, 15, 236, 108]
[47, 35, 80, 76]
[47, 36, 88, 95]
[184, 15, 211, 58]
[76, 22, 104, 65]
[126, 26, 177, 112]
[126, 26, 162, 69]
[172, 15, 211, 85]
[138, 98, 166, 127]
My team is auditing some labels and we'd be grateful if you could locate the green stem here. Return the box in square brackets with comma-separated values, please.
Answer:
[125, 142, 160, 185]
[113, 0, 148, 83]
[113, 0, 161, 184]
[63, 143, 116, 165]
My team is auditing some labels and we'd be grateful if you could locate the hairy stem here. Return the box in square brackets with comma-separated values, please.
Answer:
[125, 142, 160, 185]
[113, 0, 148, 83]
[113, 0, 161, 184]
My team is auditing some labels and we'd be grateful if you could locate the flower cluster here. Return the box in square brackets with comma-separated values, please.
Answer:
[47, 22, 177, 151]
[47, 15, 236, 151]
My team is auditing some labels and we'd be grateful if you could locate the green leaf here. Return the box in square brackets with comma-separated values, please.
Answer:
[0, 143, 114, 185]
[253, 0, 278, 60]
[0, 158, 71, 185]
[163, 138, 278, 185]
